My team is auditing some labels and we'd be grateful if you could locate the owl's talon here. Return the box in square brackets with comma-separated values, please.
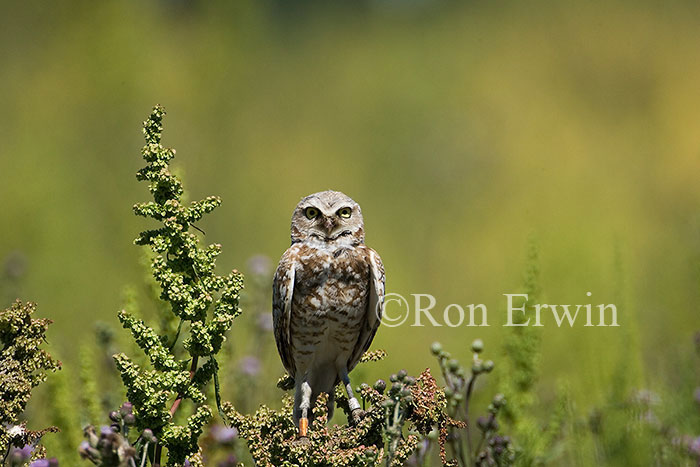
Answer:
[351, 408, 365, 425]
[293, 435, 310, 447]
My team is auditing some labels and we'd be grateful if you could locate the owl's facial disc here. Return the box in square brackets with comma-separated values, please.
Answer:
[291, 191, 365, 244]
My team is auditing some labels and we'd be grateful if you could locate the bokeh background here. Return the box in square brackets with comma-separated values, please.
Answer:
[2, 0, 700, 464]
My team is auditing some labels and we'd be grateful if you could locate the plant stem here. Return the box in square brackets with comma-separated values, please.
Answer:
[463, 375, 477, 462]
[153, 356, 200, 466]
[473, 413, 496, 457]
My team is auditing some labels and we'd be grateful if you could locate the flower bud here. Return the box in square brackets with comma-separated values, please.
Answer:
[380, 399, 395, 409]
[471, 339, 484, 353]
[492, 393, 506, 408]
[483, 360, 495, 373]
[120, 402, 133, 416]
[430, 342, 443, 355]
[374, 379, 387, 393]
[142, 429, 157, 443]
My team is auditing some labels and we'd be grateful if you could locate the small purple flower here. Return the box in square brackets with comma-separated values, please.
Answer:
[29, 459, 58, 467]
[78, 440, 91, 457]
[19, 445, 33, 458]
[100, 425, 114, 436]
[239, 356, 261, 377]
[211, 425, 239, 444]
[10, 444, 33, 463]
[689, 436, 700, 457]
[218, 454, 238, 467]
[257, 313, 274, 332]
[632, 389, 659, 406]
[248, 255, 272, 277]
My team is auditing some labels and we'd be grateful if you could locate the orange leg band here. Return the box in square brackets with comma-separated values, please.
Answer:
[299, 417, 308, 437]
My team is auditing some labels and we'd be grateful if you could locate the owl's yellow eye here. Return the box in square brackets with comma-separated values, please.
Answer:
[337, 207, 352, 219]
[304, 207, 319, 219]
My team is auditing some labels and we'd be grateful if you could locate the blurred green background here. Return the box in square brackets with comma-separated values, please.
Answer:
[1, 0, 700, 464]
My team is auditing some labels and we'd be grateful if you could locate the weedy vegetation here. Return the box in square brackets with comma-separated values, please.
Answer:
[2, 107, 700, 466]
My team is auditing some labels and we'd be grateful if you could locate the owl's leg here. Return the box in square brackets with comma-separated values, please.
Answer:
[298, 380, 312, 438]
[340, 368, 364, 425]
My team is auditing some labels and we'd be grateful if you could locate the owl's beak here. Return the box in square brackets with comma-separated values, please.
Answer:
[322, 216, 336, 233]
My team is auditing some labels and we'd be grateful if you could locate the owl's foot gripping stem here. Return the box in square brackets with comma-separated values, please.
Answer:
[342, 368, 366, 426]
[296, 381, 312, 441]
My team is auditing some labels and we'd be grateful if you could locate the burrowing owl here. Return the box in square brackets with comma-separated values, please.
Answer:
[273, 190, 385, 439]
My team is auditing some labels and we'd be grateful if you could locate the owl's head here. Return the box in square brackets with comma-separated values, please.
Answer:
[290, 190, 365, 245]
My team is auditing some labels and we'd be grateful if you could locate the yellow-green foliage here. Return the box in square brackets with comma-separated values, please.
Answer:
[224, 366, 461, 467]
[0, 300, 60, 454]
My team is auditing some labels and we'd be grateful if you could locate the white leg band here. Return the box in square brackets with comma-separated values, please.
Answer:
[348, 397, 361, 411]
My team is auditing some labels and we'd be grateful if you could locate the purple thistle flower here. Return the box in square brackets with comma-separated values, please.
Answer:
[211, 425, 239, 444]
[100, 425, 114, 436]
[19, 445, 33, 458]
[239, 356, 261, 377]
[29, 459, 58, 467]
[120, 402, 133, 416]
[10, 444, 33, 463]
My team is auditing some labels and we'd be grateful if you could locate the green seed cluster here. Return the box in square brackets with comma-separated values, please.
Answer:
[225, 355, 465, 466]
[0, 300, 61, 454]
[113, 105, 243, 466]
[223, 391, 385, 466]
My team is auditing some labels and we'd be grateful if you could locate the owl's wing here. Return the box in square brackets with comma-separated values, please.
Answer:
[348, 247, 385, 371]
[273, 245, 298, 377]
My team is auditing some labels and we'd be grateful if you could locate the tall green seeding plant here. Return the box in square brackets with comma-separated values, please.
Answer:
[86, 106, 243, 466]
